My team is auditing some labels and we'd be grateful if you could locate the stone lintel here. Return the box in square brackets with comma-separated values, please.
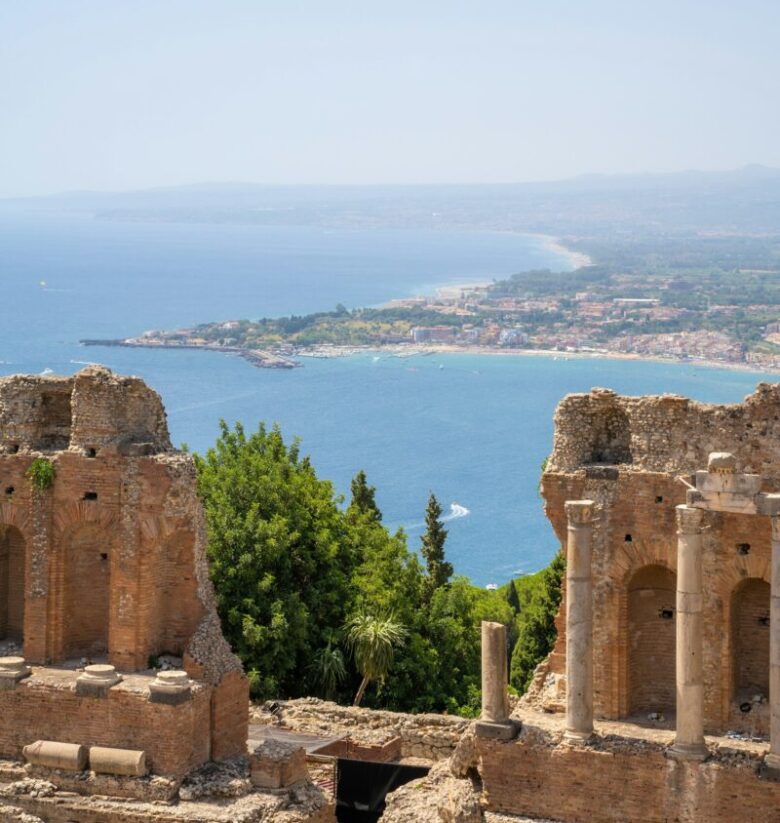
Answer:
[758, 494, 780, 518]
[565, 500, 595, 527]
[474, 719, 521, 740]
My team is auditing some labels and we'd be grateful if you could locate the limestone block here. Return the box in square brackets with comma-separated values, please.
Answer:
[707, 452, 737, 472]
[249, 740, 308, 790]
[89, 746, 147, 777]
[23, 740, 87, 771]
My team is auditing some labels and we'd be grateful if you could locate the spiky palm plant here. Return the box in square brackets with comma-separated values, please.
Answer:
[345, 613, 407, 706]
[311, 642, 347, 700]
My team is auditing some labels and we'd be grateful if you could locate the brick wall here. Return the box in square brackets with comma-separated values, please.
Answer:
[479, 734, 780, 823]
[210, 668, 250, 761]
[0, 672, 212, 776]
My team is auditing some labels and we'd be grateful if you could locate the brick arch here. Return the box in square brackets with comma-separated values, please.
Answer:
[52, 500, 119, 535]
[625, 563, 677, 716]
[57, 520, 114, 659]
[730, 577, 770, 702]
[0, 501, 33, 540]
[0, 525, 26, 645]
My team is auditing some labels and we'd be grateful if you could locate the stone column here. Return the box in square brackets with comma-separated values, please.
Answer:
[481, 621, 509, 722]
[671, 505, 708, 760]
[476, 621, 519, 739]
[767, 517, 780, 770]
[564, 499, 595, 741]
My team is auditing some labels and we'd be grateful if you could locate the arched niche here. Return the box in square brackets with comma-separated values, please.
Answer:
[731, 577, 770, 702]
[156, 531, 203, 657]
[0, 525, 26, 644]
[627, 564, 676, 716]
[62, 523, 110, 659]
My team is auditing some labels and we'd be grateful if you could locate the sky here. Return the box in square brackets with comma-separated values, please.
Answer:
[1, 0, 779, 197]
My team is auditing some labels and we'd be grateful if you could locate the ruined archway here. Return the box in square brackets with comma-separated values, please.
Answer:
[0, 526, 26, 644]
[628, 564, 676, 716]
[62, 523, 110, 658]
[731, 578, 770, 703]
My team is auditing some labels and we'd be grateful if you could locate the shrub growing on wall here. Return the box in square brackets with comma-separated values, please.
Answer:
[26, 457, 56, 491]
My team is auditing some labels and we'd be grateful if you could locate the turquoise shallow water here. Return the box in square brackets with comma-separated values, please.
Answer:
[0, 211, 773, 585]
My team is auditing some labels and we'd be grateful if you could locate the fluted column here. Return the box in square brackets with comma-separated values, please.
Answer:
[767, 517, 780, 770]
[564, 499, 595, 741]
[671, 505, 708, 760]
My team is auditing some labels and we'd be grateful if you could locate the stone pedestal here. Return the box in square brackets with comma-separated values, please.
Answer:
[149, 670, 192, 705]
[564, 499, 595, 741]
[475, 621, 519, 740]
[75, 664, 121, 698]
[670, 505, 708, 761]
[767, 517, 780, 771]
[0, 656, 31, 690]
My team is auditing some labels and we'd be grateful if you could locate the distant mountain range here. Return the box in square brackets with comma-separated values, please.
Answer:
[3, 166, 780, 239]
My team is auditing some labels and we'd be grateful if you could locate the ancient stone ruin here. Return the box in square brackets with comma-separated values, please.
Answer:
[0, 367, 334, 822]
[5, 369, 780, 822]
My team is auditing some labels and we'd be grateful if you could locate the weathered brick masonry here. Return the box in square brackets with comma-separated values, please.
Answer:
[531, 385, 780, 734]
[0, 367, 248, 775]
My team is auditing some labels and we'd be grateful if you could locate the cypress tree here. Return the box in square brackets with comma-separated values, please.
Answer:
[349, 469, 382, 522]
[421, 493, 452, 601]
[505, 578, 521, 613]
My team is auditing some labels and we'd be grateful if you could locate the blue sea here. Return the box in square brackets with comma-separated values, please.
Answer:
[0, 210, 772, 585]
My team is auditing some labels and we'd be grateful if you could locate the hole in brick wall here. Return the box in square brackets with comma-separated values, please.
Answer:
[625, 534, 633, 542]
[758, 615, 770, 627]
[655, 496, 663, 504]
[737, 543, 751, 556]
[10, 445, 19, 454]
[5, 486, 14, 496]
[83, 491, 98, 501]
[740, 702, 752, 713]
[659, 608, 674, 620]
[100, 553, 108, 561]
[86, 448, 97, 458]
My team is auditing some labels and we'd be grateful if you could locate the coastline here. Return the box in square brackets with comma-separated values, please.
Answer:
[427, 232, 592, 301]
[295, 342, 780, 378]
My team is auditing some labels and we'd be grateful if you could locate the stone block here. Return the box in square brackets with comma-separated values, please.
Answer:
[474, 719, 521, 740]
[249, 740, 308, 790]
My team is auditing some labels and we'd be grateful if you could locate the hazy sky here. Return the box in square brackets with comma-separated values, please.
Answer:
[1, 0, 779, 196]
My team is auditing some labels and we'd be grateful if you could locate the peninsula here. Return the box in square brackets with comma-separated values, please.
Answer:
[82, 243, 780, 372]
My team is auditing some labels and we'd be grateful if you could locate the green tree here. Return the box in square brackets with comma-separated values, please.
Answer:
[348, 470, 382, 522]
[420, 493, 452, 602]
[505, 579, 521, 613]
[510, 552, 565, 693]
[346, 614, 407, 706]
[194, 421, 358, 698]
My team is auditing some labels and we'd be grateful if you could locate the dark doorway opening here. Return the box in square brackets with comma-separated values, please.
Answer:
[335, 759, 429, 823]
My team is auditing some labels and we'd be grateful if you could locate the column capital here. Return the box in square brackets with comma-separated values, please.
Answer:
[676, 504, 704, 535]
[565, 500, 596, 527]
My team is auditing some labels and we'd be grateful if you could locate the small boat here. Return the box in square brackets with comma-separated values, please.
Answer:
[486, 583, 498, 591]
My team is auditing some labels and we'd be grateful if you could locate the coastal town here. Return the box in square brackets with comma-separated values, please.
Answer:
[83, 259, 780, 372]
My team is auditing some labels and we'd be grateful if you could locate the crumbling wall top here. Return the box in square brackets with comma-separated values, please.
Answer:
[0, 365, 171, 455]
[547, 382, 780, 476]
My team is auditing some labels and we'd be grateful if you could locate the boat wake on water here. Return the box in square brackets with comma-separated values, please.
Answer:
[443, 502, 470, 521]
[397, 502, 470, 532]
